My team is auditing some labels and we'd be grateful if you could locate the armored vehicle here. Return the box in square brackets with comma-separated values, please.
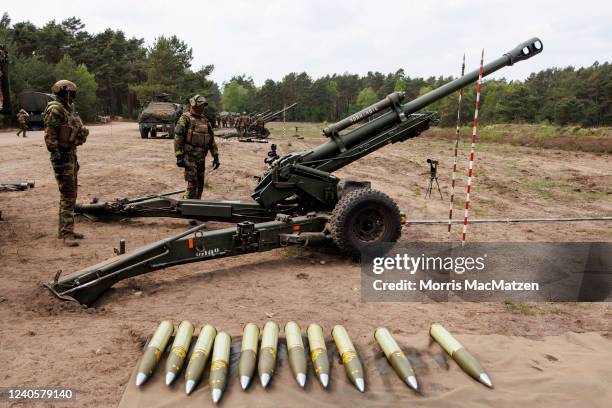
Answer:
[137, 98, 182, 139]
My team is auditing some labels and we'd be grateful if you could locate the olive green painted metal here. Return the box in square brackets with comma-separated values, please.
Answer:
[46, 214, 329, 305]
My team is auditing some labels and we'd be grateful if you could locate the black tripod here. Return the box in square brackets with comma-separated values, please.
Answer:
[422, 158, 443, 199]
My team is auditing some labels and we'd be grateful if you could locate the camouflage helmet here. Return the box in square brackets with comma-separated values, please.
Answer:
[242, 112, 247, 115]
[189, 94, 208, 107]
[51, 80, 77, 94]
[257, 114, 263, 118]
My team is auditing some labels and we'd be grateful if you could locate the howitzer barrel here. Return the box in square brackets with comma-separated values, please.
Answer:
[262, 102, 297, 122]
[305, 38, 543, 163]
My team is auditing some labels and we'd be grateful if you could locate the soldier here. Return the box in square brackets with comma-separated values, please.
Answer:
[16, 109, 30, 137]
[215, 112, 221, 128]
[255, 113, 266, 137]
[174, 94, 220, 200]
[44, 80, 89, 246]
[235, 112, 246, 138]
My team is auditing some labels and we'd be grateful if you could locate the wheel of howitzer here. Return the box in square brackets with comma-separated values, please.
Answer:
[330, 189, 401, 257]
[140, 127, 149, 139]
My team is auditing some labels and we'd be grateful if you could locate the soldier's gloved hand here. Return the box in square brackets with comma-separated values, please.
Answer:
[212, 155, 220, 170]
[176, 155, 186, 168]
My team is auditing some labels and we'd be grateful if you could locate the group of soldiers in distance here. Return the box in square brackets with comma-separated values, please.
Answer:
[214, 111, 266, 138]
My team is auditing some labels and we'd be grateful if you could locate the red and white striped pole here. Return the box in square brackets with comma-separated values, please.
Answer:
[462, 49, 484, 246]
[448, 54, 466, 237]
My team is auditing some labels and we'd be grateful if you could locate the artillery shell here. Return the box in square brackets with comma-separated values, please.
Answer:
[165, 320, 194, 385]
[209, 332, 231, 404]
[136, 320, 174, 387]
[374, 327, 418, 391]
[184, 324, 217, 394]
[285, 322, 307, 388]
[430, 323, 493, 388]
[307, 323, 330, 388]
[258, 321, 279, 388]
[238, 323, 259, 390]
[332, 325, 365, 392]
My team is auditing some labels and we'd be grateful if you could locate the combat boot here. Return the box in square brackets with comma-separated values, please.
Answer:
[59, 231, 85, 246]
[62, 236, 79, 247]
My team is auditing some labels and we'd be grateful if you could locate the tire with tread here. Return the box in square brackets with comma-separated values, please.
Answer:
[330, 188, 401, 256]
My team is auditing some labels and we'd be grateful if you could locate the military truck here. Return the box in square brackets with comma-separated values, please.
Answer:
[137, 96, 182, 139]
[18, 92, 56, 129]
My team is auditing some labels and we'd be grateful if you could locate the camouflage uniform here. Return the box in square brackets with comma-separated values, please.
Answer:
[235, 113, 246, 137]
[44, 80, 88, 242]
[16, 109, 29, 137]
[174, 95, 219, 199]
[256, 114, 266, 137]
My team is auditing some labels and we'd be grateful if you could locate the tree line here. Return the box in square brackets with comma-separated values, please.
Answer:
[1, 12, 610, 127]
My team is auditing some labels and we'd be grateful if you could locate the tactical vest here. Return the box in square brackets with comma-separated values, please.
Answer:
[45, 101, 83, 147]
[186, 114, 211, 147]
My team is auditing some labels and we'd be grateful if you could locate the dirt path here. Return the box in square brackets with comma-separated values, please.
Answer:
[0, 122, 610, 407]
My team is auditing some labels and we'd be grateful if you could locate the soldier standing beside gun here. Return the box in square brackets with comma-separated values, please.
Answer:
[255, 113, 266, 137]
[16, 109, 29, 137]
[44, 80, 89, 246]
[174, 94, 220, 199]
[235, 112, 246, 138]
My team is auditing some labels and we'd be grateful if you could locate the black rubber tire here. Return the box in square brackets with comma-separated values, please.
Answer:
[140, 127, 149, 139]
[150, 129, 157, 138]
[330, 189, 401, 256]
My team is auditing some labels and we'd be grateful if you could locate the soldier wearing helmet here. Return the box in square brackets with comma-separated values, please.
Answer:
[255, 113, 267, 137]
[44, 80, 89, 246]
[174, 94, 220, 199]
[16, 109, 30, 137]
[234, 111, 247, 138]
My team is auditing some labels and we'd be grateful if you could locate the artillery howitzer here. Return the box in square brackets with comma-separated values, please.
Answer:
[250, 103, 297, 138]
[246, 102, 298, 138]
[219, 103, 298, 139]
[47, 38, 543, 305]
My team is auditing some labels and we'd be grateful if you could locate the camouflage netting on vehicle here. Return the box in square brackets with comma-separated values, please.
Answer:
[138, 102, 181, 123]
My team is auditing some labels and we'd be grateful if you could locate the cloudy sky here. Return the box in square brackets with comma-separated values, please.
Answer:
[3, 0, 611, 86]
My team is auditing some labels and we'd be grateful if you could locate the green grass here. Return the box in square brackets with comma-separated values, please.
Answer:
[503, 301, 535, 315]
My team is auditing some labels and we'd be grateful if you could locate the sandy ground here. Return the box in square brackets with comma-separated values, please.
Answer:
[0, 122, 611, 407]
